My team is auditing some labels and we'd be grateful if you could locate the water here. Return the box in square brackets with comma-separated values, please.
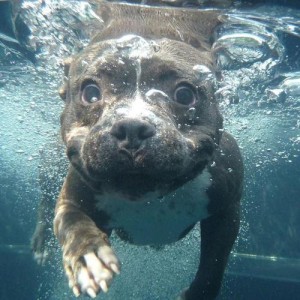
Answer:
[0, 0, 299, 299]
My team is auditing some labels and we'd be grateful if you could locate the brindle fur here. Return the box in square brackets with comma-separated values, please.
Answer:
[34, 2, 243, 299]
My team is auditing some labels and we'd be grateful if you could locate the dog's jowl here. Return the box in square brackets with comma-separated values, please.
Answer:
[53, 2, 243, 299]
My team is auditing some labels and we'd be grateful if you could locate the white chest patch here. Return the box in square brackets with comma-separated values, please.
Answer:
[95, 169, 212, 245]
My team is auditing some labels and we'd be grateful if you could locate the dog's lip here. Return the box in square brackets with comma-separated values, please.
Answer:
[118, 147, 147, 163]
[122, 170, 144, 175]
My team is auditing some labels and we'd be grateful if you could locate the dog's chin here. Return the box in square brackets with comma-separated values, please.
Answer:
[84, 164, 180, 195]
[71, 153, 210, 200]
[102, 173, 167, 200]
[72, 164, 174, 199]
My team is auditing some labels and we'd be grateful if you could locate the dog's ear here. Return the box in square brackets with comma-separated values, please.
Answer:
[90, 1, 221, 50]
[58, 57, 73, 101]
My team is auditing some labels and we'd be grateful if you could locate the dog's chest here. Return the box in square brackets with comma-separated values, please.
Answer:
[95, 170, 212, 245]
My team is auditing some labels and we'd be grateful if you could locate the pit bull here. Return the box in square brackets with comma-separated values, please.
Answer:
[41, 1, 244, 299]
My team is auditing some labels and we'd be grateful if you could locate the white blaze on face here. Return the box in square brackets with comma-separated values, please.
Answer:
[115, 95, 157, 121]
[116, 35, 153, 94]
[116, 34, 153, 63]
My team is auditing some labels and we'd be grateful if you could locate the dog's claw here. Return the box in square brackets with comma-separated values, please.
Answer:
[87, 287, 97, 298]
[64, 244, 119, 298]
[73, 286, 80, 297]
[100, 280, 108, 293]
[33, 250, 49, 266]
[110, 263, 120, 274]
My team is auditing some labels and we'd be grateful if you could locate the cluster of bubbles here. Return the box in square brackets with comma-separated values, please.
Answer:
[0, 1, 300, 299]
[213, 7, 300, 170]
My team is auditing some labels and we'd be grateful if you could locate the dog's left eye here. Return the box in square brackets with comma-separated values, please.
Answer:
[173, 85, 196, 106]
[81, 84, 101, 104]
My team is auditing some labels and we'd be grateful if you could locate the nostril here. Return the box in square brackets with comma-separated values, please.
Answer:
[138, 123, 156, 140]
[111, 123, 126, 140]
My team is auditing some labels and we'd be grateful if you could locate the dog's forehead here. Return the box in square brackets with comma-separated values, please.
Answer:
[72, 34, 214, 79]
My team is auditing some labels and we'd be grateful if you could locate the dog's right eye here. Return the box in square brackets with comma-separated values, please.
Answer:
[81, 84, 101, 104]
[173, 84, 196, 106]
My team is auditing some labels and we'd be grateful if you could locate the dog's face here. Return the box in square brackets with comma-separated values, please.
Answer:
[60, 35, 223, 198]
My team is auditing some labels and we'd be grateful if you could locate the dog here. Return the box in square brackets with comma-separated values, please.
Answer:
[38, 1, 243, 299]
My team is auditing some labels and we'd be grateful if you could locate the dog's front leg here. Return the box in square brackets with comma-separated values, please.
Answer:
[54, 173, 120, 298]
[184, 204, 240, 300]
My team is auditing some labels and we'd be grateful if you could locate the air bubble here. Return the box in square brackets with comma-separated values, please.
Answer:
[187, 107, 196, 121]
[145, 89, 169, 102]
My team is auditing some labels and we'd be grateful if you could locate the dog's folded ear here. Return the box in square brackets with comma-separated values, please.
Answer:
[58, 57, 73, 101]
[89, 1, 221, 50]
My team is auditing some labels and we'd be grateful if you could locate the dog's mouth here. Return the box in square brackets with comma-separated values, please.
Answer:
[102, 172, 168, 199]
[65, 112, 216, 197]
[116, 147, 147, 165]
[68, 140, 211, 200]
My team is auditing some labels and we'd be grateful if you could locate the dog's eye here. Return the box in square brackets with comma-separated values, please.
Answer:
[82, 84, 101, 104]
[174, 85, 196, 106]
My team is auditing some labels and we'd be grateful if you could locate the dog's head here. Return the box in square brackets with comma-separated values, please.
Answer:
[59, 3, 222, 198]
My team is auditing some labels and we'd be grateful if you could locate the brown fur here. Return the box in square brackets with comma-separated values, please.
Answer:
[36, 2, 243, 299]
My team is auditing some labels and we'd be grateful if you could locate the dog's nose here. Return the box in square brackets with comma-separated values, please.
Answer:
[110, 118, 156, 151]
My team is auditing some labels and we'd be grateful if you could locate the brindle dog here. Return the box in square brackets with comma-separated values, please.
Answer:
[34, 1, 243, 299]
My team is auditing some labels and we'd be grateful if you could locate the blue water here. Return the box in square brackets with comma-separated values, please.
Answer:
[0, 1, 299, 299]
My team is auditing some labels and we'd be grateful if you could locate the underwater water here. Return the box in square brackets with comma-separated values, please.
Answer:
[0, 0, 299, 299]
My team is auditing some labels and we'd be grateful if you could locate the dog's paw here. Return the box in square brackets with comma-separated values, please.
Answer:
[64, 244, 120, 298]
[31, 223, 52, 265]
